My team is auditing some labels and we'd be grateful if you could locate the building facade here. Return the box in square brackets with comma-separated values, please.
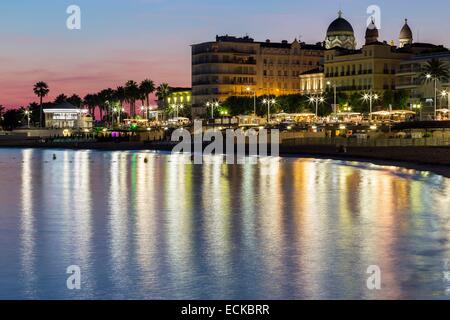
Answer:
[325, 43, 412, 93]
[299, 68, 325, 94]
[43, 102, 92, 129]
[191, 13, 449, 116]
[397, 51, 450, 107]
[324, 18, 446, 96]
[191, 35, 324, 114]
[165, 87, 192, 107]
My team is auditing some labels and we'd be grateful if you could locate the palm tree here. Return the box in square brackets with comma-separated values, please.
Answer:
[67, 94, 82, 108]
[156, 83, 171, 108]
[33, 81, 50, 127]
[54, 94, 68, 104]
[421, 59, 449, 116]
[139, 79, 155, 107]
[115, 86, 126, 108]
[125, 80, 140, 117]
[98, 88, 116, 123]
[421, 59, 450, 83]
[83, 94, 97, 118]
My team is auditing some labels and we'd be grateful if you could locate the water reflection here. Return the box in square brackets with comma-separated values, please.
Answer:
[20, 149, 36, 298]
[0, 149, 449, 299]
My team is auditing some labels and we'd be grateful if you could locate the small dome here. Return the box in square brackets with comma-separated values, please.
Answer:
[365, 19, 379, 44]
[400, 19, 413, 39]
[327, 11, 354, 34]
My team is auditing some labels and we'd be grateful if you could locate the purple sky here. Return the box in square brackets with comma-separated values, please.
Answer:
[1, 0, 449, 107]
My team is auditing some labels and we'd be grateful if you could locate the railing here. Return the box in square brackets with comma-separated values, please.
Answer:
[193, 59, 257, 65]
[193, 70, 257, 76]
[282, 137, 450, 147]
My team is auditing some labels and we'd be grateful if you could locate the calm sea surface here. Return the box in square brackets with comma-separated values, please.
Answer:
[0, 148, 449, 299]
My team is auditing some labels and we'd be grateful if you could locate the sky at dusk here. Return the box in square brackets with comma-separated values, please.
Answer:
[1, 0, 450, 108]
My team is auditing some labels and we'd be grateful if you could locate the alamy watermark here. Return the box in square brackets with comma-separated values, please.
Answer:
[444, 259, 450, 295]
[171, 120, 279, 164]
[66, 5, 81, 30]
[367, 5, 381, 30]
[367, 265, 381, 290]
[66, 265, 81, 290]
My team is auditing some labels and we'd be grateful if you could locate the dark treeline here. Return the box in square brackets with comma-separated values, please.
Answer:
[221, 89, 410, 117]
[0, 80, 175, 130]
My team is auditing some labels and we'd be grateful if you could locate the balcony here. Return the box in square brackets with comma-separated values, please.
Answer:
[193, 48, 257, 55]
[192, 70, 257, 76]
[193, 58, 257, 65]
[193, 80, 256, 86]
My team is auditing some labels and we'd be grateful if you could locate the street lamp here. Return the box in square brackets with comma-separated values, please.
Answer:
[170, 103, 184, 119]
[326, 81, 337, 115]
[141, 106, 149, 120]
[246, 87, 257, 116]
[206, 101, 220, 119]
[411, 103, 422, 121]
[309, 95, 325, 118]
[262, 98, 276, 123]
[362, 91, 379, 118]
[24, 110, 32, 128]
[342, 106, 352, 112]
[426, 73, 439, 119]
[440, 89, 450, 110]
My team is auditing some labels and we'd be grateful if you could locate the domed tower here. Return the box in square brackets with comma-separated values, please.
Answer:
[365, 18, 379, 45]
[399, 19, 413, 48]
[325, 10, 356, 50]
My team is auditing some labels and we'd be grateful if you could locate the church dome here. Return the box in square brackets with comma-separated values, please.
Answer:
[327, 11, 354, 35]
[325, 11, 356, 50]
[399, 19, 413, 48]
[365, 19, 379, 44]
[400, 19, 413, 39]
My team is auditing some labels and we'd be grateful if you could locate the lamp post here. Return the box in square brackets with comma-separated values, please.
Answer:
[326, 81, 337, 115]
[206, 101, 219, 120]
[362, 91, 379, 119]
[426, 73, 438, 119]
[262, 98, 276, 123]
[309, 95, 325, 118]
[171, 103, 184, 119]
[411, 103, 422, 121]
[440, 89, 449, 110]
[105, 100, 113, 129]
[25, 110, 32, 128]
[246, 87, 257, 116]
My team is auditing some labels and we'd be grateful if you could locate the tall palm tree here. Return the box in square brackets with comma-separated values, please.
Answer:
[98, 88, 116, 122]
[156, 83, 171, 108]
[33, 81, 49, 128]
[421, 58, 450, 83]
[421, 59, 450, 114]
[83, 94, 97, 118]
[67, 94, 82, 108]
[139, 79, 155, 107]
[125, 80, 140, 117]
[115, 86, 126, 109]
[54, 94, 68, 104]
